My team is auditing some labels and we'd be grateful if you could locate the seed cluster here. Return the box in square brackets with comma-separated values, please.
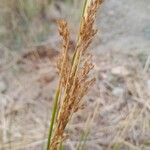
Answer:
[50, 0, 103, 149]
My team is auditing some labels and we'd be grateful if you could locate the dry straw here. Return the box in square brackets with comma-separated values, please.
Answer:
[46, 0, 103, 149]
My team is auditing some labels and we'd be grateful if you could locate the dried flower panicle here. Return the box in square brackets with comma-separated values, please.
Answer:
[58, 20, 69, 49]
[50, 0, 103, 149]
[79, 0, 103, 52]
[57, 20, 71, 86]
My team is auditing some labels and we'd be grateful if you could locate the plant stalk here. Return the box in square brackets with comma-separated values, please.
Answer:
[46, 87, 61, 150]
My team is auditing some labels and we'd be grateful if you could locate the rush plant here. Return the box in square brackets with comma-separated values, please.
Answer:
[46, 0, 103, 149]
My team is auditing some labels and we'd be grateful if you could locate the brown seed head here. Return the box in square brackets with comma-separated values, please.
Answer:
[78, 0, 103, 52]
[49, 1, 102, 149]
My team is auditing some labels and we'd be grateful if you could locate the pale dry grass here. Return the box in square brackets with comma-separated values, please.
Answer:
[0, 45, 150, 150]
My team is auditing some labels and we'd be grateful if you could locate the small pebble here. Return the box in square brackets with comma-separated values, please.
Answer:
[147, 80, 150, 91]
[111, 66, 130, 76]
[0, 80, 7, 93]
[112, 87, 124, 97]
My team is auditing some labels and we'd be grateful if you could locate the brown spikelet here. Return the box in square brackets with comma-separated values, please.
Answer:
[49, 0, 103, 149]
[57, 20, 71, 86]
[78, 0, 103, 52]
[57, 19, 69, 50]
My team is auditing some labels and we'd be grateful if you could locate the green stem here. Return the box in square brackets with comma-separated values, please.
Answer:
[46, 87, 60, 150]
[77, 0, 88, 43]
[72, 0, 88, 64]
[58, 141, 63, 150]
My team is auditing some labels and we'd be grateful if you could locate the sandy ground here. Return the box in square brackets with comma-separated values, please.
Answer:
[0, 0, 150, 150]
[96, 0, 150, 54]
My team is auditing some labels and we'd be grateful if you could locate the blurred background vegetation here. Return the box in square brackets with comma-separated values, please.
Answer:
[0, 0, 80, 50]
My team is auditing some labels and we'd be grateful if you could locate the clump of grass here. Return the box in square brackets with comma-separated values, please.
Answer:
[46, 0, 103, 149]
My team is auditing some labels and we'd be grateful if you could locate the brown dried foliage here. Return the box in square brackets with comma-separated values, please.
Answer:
[50, 0, 103, 149]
